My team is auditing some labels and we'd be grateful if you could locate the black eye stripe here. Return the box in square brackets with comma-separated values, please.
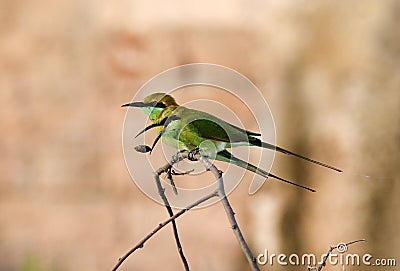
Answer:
[151, 102, 166, 108]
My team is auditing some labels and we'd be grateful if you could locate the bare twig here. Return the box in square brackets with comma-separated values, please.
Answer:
[308, 239, 366, 271]
[111, 191, 218, 271]
[154, 151, 191, 271]
[167, 167, 194, 194]
[199, 156, 260, 271]
[154, 173, 190, 270]
[114, 150, 260, 271]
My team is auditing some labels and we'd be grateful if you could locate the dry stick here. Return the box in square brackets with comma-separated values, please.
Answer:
[199, 156, 260, 271]
[154, 152, 191, 271]
[111, 191, 218, 271]
[154, 173, 190, 270]
[113, 151, 259, 271]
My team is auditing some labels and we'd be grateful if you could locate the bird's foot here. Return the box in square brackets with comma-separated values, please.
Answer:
[188, 148, 201, 161]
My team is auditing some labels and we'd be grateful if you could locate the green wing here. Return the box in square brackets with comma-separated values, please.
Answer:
[183, 109, 260, 143]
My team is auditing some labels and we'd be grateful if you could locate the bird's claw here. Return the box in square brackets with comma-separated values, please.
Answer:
[188, 148, 200, 161]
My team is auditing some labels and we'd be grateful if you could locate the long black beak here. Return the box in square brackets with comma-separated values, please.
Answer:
[121, 102, 147, 108]
[121, 101, 166, 108]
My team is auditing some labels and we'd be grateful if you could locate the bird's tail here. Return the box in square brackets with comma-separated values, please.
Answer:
[249, 138, 342, 172]
[215, 150, 315, 192]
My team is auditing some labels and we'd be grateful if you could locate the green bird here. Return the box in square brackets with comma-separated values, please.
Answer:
[122, 93, 342, 192]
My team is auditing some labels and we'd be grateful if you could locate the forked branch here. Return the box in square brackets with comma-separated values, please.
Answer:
[112, 150, 260, 271]
[111, 191, 218, 271]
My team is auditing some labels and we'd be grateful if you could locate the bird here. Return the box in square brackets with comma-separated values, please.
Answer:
[122, 92, 342, 192]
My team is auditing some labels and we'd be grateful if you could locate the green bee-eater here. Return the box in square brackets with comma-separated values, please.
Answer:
[122, 93, 342, 192]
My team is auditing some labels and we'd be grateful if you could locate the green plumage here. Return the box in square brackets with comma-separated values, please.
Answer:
[122, 92, 342, 192]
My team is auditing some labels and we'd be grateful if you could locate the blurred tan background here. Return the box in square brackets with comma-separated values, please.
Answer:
[1, 1, 399, 270]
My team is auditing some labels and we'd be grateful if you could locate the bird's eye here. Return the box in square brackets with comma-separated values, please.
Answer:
[151, 101, 166, 108]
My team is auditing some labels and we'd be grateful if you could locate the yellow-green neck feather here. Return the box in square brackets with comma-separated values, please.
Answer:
[140, 93, 179, 125]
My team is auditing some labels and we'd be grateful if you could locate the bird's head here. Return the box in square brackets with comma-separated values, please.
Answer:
[122, 93, 178, 122]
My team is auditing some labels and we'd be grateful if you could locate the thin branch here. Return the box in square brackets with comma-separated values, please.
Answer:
[199, 156, 260, 271]
[167, 166, 194, 195]
[111, 191, 218, 271]
[154, 151, 191, 271]
[154, 172, 190, 270]
[114, 150, 260, 271]
[308, 239, 366, 271]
